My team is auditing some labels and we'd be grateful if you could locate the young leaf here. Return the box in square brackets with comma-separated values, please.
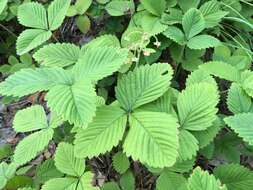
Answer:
[54, 143, 85, 177]
[214, 164, 253, 190]
[18, 2, 48, 30]
[13, 105, 47, 133]
[123, 111, 179, 168]
[74, 106, 127, 158]
[163, 26, 186, 45]
[224, 113, 253, 145]
[188, 167, 227, 190]
[112, 152, 130, 174]
[46, 81, 97, 126]
[0, 162, 16, 189]
[120, 171, 135, 190]
[41, 177, 78, 190]
[227, 83, 252, 114]
[187, 35, 220, 49]
[177, 83, 219, 131]
[47, 0, 71, 31]
[72, 47, 128, 81]
[14, 129, 54, 166]
[74, 0, 92, 15]
[0, 68, 72, 98]
[105, 0, 135, 16]
[116, 64, 173, 112]
[0, 0, 7, 15]
[33, 43, 81, 67]
[140, 0, 166, 16]
[182, 8, 205, 39]
[16, 29, 52, 55]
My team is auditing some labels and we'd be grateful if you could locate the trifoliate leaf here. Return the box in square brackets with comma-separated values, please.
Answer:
[17, 2, 48, 29]
[13, 105, 47, 133]
[46, 81, 97, 126]
[123, 111, 179, 168]
[141, 14, 168, 35]
[116, 64, 173, 112]
[55, 143, 85, 177]
[74, 106, 127, 158]
[177, 83, 219, 131]
[214, 164, 253, 190]
[47, 0, 71, 31]
[140, 0, 166, 16]
[224, 113, 253, 145]
[112, 152, 130, 174]
[33, 43, 81, 67]
[14, 128, 54, 166]
[187, 35, 220, 49]
[182, 8, 205, 39]
[163, 26, 186, 45]
[16, 29, 52, 55]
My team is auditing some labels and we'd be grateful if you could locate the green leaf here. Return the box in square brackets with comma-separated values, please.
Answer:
[76, 15, 91, 34]
[46, 81, 97, 126]
[120, 171, 135, 190]
[13, 105, 47, 132]
[178, 130, 199, 161]
[199, 61, 241, 82]
[35, 159, 63, 184]
[177, 83, 219, 131]
[188, 167, 227, 190]
[241, 70, 253, 98]
[102, 182, 120, 190]
[116, 64, 173, 112]
[186, 69, 217, 87]
[123, 111, 179, 168]
[163, 26, 186, 45]
[156, 170, 187, 190]
[78, 172, 99, 190]
[16, 29, 52, 55]
[227, 83, 252, 114]
[187, 35, 220, 49]
[105, 0, 135, 16]
[74, 0, 92, 15]
[169, 158, 195, 173]
[0, 162, 16, 189]
[55, 142, 85, 177]
[214, 164, 253, 190]
[74, 105, 127, 158]
[41, 177, 78, 190]
[182, 8, 205, 39]
[112, 152, 130, 174]
[14, 128, 54, 166]
[200, 0, 228, 28]
[33, 43, 81, 67]
[17, 2, 48, 29]
[178, 0, 200, 12]
[141, 13, 167, 35]
[140, 0, 166, 16]
[0, 0, 7, 15]
[224, 113, 253, 145]
[72, 47, 128, 81]
[47, 0, 71, 31]
[0, 68, 72, 98]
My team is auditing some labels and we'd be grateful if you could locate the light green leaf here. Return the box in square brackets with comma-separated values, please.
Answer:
[72, 47, 128, 82]
[0, 162, 16, 189]
[140, 0, 166, 16]
[182, 8, 205, 39]
[241, 70, 253, 98]
[74, 106, 127, 158]
[177, 83, 219, 131]
[76, 15, 91, 34]
[227, 83, 252, 114]
[199, 61, 241, 82]
[178, 0, 200, 12]
[33, 43, 81, 67]
[16, 29, 52, 55]
[105, 0, 135, 16]
[75, 0, 92, 15]
[102, 182, 120, 190]
[112, 152, 130, 174]
[224, 113, 253, 145]
[188, 167, 227, 190]
[116, 64, 173, 112]
[214, 164, 253, 190]
[156, 170, 187, 190]
[13, 105, 47, 133]
[186, 69, 217, 87]
[78, 172, 99, 190]
[123, 111, 179, 168]
[47, 0, 71, 31]
[41, 177, 78, 190]
[187, 35, 220, 49]
[0, 0, 7, 15]
[120, 171, 135, 190]
[17, 2, 48, 29]
[163, 26, 186, 45]
[46, 81, 97, 126]
[141, 14, 168, 35]
[14, 128, 54, 166]
[0, 68, 72, 98]
[55, 143, 85, 177]
[178, 130, 199, 161]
